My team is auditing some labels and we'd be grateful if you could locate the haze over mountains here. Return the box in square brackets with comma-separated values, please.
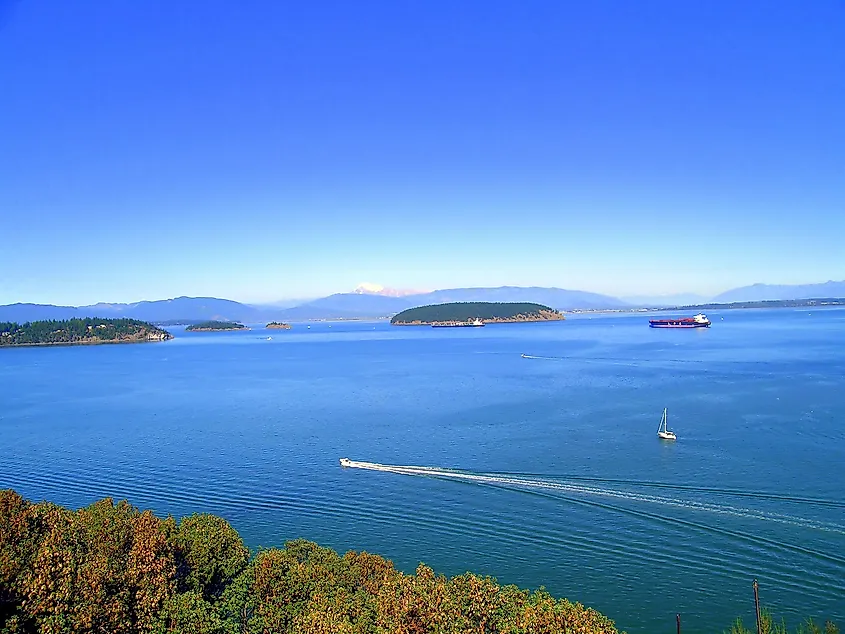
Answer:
[711, 280, 845, 304]
[620, 293, 711, 308]
[277, 286, 628, 320]
[0, 298, 267, 325]
[0, 286, 625, 323]
[1, 280, 844, 324]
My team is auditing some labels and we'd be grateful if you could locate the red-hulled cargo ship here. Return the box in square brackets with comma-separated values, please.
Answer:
[649, 313, 711, 329]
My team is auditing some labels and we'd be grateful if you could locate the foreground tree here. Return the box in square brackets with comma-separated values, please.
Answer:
[174, 514, 249, 602]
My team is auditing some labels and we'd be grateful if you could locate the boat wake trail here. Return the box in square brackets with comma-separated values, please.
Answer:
[520, 353, 701, 367]
[487, 472, 845, 509]
[341, 460, 845, 536]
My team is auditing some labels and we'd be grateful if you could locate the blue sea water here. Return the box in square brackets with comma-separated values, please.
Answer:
[1, 308, 844, 633]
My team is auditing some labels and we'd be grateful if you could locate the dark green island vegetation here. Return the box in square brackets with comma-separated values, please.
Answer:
[0, 318, 171, 347]
[0, 490, 835, 634]
[185, 320, 248, 332]
[266, 321, 292, 329]
[391, 302, 565, 325]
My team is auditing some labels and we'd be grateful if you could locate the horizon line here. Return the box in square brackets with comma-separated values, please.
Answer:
[3, 277, 845, 309]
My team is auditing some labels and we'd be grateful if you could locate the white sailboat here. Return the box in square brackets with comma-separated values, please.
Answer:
[657, 408, 677, 440]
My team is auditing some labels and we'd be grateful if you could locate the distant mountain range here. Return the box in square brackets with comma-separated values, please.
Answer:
[2, 280, 843, 324]
[0, 297, 269, 325]
[274, 293, 414, 320]
[420, 286, 623, 309]
[621, 293, 713, 308]
[0, 286, 625, 323]
[712, 280, 845, 304]
[255, 286, 626, 320]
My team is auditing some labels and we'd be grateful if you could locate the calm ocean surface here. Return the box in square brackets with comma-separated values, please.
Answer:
[2, 309, 844, 632]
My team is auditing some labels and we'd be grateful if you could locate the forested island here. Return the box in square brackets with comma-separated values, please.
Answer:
[391, 302, 565, 325]
[185, 320, 248, 332]
[0, 318, 171, 347]
[266, 321, 292, 329]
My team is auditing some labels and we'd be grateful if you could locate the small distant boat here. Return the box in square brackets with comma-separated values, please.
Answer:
[657, 408, 677, 440]
[339, 458, 353, 467]
[649, 313, 710, 329]
[432, 318, 485, 328]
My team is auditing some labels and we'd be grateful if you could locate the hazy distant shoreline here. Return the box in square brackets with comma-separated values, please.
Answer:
[566, 296, 845, 315]
[2, 292, 844, 327]
[273, 298, 845, 323]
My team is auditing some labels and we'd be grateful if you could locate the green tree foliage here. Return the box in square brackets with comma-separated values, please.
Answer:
[391, 302, 562, 324]
[215, 565, 256, 634]
[1, 489, 837, 634]
[174, 515, 249, 601]
[0, 491, 61, 630]
[0, 319, 171, 346]
[21, 498, 177, 634]
[153, 591, 222, 634]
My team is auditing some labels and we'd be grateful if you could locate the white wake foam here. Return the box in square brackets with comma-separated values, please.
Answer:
[342, 460, 845, 534]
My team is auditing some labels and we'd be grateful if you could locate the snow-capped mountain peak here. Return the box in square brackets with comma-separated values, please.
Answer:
[353, 283, 423, 297]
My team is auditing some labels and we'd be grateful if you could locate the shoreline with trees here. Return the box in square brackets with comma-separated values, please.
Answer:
[0, 318, 172, 347]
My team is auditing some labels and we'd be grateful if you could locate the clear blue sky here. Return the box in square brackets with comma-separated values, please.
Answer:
[1, 1, 843, 305]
